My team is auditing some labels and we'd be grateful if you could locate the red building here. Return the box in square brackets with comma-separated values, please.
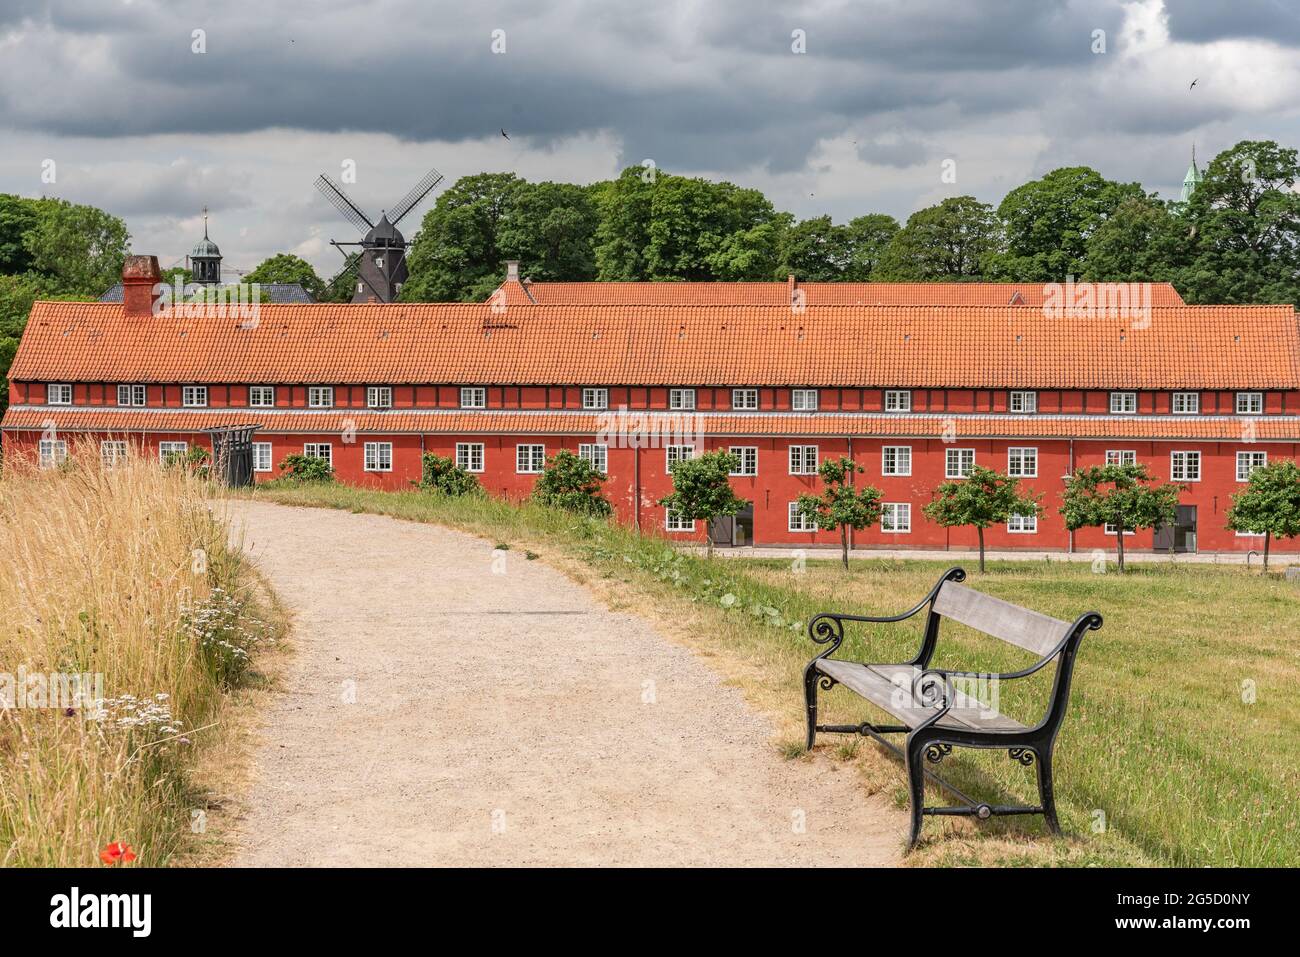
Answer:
[3, 256, 1298, 555]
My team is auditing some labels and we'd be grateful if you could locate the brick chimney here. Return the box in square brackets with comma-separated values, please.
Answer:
[505, 260, 520, 282]
[122, 255, 163, 317]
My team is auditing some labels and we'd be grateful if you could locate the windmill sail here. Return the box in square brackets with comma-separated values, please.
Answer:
[388, 167, 444, 226]
[314, 175, 374, 233]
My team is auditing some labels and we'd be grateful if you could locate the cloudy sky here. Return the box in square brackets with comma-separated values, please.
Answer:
[2, 0, 1298, 279]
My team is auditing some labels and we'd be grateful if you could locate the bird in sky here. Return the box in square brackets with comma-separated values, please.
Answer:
[501, 128, 510, 140]
[1189, 78, 1198, 89]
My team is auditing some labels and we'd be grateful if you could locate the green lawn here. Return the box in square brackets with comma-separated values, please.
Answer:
[245, 482, 1300, 867]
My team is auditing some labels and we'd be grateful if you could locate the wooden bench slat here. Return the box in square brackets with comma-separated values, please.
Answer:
[931, 581, 1070, 657]
[816, 659, 1026, 732]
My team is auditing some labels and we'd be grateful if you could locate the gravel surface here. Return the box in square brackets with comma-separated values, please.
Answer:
[228, 501, 901, 867]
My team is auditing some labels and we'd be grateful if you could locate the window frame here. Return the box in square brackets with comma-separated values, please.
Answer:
[788, 444, 819, 475]
[665, 444, 697, 470]
[1007, 513, 1038, 534]
[366, 386, 393, 410]
[364, 441, 393, 473]
[1109, 391, 1137, 415]
[665, 509, 695, 532]
[307, 386, 334, 409]
[945, 448, 975, 479]
[581, 387, 609, 411]
[252, 442, 273, 473]
[47, 383, 72, 405]
[1007, 446, 1038, 478]
[668, 388, 696, 411]
[158, 441, 188, 463]
[578, 443, 608, 473]
[791, 389, 818, 412]
[39, 438, 68, 469]
[881, 502, 911, 534]
[1105, 449, 1137, 467]
[1236, 392, 1264, 415]
[117, 384, 146, 407]
[99, 440, 128, 468]
[1236, 450, 1266, 483]
[181, 385, 208, 408]
[1171, 391, 1200, 415]
[303, 443, 333, 466]
[249, 385, 275, 408]
[455, 442, 485, 473]
[460, 387, 487, 409]
[728, 446, 758, 477]
[516, 443, 546, 474]
[731, 388, 759, 411]
[882, 445, 912, 477]
[1170, 450, 1201, 482]
[788, 501, 817, 533]
[884, 389, 911, 413]
[1008, 390, 1037, 414]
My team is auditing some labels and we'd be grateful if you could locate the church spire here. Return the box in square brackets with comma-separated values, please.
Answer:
[1180, 144, 1204, 202]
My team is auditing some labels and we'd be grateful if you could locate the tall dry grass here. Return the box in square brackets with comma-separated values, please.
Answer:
[0, 441, 276, 866]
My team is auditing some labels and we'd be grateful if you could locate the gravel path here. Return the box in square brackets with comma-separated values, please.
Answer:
[228, 501, 901, 867]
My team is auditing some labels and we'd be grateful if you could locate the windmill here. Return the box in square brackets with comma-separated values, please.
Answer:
[314, 167, 443, 303]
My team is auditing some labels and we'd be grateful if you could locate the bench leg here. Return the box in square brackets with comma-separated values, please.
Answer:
[904, 736, 928, 849]
[1035, 747, 1059, 834]
[803, 665, 819, 751]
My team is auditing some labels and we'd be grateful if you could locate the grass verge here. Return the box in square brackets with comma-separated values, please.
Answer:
[0, 447, 284, 866]
[248, 482, 1298, 867]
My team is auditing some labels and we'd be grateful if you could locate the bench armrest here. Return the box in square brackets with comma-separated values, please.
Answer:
[807, 566, 966, 657]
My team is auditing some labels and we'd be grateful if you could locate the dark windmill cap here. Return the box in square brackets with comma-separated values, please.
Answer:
[365, 212, 404, 247]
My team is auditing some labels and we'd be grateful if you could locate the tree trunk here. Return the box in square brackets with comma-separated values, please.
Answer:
[705, 525, 714, 560]
[1115, 526, 1126, 573]
[1264, 531, 1271, 570]
[840, 525, 849, 571]
[977, 526, 986, 573]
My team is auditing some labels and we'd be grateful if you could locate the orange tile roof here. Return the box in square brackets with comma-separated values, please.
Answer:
[494, 279, 1187, 306]
[6, 407, 1300, 441]
[8, 300, 1297, 390]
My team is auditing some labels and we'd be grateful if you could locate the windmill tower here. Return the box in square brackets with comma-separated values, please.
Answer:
[314, 167, 443, 302]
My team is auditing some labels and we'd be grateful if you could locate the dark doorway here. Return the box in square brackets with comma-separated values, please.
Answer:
[1154, 505, 1197, 553]
[708, 515, 733, 547]
[204, 425, 260, 488]
[708, 504, 754, 547]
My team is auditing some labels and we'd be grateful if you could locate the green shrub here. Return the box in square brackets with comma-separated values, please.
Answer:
[531, 449, 613, 517]
[276, 453, 334, 483]
[420, 453, 481, 496]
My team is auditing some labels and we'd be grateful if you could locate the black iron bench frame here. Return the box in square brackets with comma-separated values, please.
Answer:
[803, 567, 1102, 848]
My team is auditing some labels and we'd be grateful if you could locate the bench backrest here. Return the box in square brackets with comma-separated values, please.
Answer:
[932, 581, 1071, 658]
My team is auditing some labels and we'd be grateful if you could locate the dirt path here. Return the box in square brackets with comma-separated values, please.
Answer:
[227, 501, 902, 867]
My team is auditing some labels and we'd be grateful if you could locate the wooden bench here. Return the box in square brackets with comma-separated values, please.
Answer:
[803, 567, 1102, 848]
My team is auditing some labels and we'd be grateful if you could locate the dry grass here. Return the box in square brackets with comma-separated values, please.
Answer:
[0, 443, 282, 866]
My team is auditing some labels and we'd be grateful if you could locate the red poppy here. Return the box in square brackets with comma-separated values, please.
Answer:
[99, 841, 137, 865]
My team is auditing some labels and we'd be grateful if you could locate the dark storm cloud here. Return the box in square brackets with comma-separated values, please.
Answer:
[0, 0, 1130, 173]
[1163, 0, 1300, 46]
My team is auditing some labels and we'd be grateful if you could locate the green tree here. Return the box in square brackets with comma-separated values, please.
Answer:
[1059, 463, 1182, 572]
[531, 449, 613, 517]
[419, 453, 481, 495]
[276, 453, 334, 483]
[706, 216, 790, 280]
[794, 456, 883, 570]
[244, 253, 327, 300]
[1082, 195, 1189, 283]
[922, 465, 1042, 573]
[844, 213, 900, 280]
[985, 167, 1144, 282]
[496, 181, 599, 282]
[23, 197, 130, 295]
[874, 196, 1001, 281]
[1225, 458, 1300, 568]
[592, 167, 656, 280]
[401, 172, 521, 301]
[0, 194, 40, 274]
[777, 215, 852, 281]
[659, 450, 748, 557]
[1178, 140, 1300, 306]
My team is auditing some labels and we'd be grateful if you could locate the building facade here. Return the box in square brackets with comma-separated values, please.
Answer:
[4, 257, 1298, 555]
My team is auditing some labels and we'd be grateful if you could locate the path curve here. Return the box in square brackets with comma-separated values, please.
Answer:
[228, 501, 901, 867]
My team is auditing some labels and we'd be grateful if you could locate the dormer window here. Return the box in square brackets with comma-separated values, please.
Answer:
[669, 388, 696, 411]
[1171, 392, 1199, 414]
[1109, 391, 1137, 414]
[367, 386, 393, 410]
[182, 385, 208, 408]
[884, 390, 911, 412]
[308, 386, 334, 408]
[460, 387, 486, 409]
[1236, 392, 1263, 415]
[48, 383, 72, 405]
[791, 389, 818, 412]
[1009, 390, 1036, 413]
[582, 388, 608, 410]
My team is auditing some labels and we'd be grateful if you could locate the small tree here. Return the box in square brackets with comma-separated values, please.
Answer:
[420, 453, 481, 496]
[1226, 458, 1300, 569]
[923, 465, 1042, 573]
[1059, 463, 1181, 572]
[532, 449, 613, 517]
[795, 456, 883, 570]
[658, 450, 748, 557]
[277, 453, 333, 483]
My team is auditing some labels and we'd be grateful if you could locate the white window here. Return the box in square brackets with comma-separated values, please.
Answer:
[158, 441, 188, 463]
[1105, 450, 1137, 466]
[788, 502, 817, 532]
[789, 445, 819, 475]
[666, 444, 697, 469]
[182, 385, 207, 408]
[1236, 451, 1267, 482]
[367, 386, 393, 410]
[669, 388, 696, 411]
[117, 384, 146, 407]
[38, 439, 68, 468]
[1007, 513, 1037, 534]
[582, 388, 608, 410]
[516, 444, 546, 474]
[1105, 524, 1136, 535]
[1009, 390, 1037, 413]
[47, 384, 72, 405]
[945, 448, 975, 478]
[249, 385, 275, 408]
[732, 388, 758, 410]
[1170, 450, 1201, 482]
[1109, 391, 1137, 414]
[884, 390, 911, 412]
[364, 442, 393, 472]
[881, 503, 911, 533]
[1008, 447, 1038, 477]
[665, 509, 695, 532]
[100, 441, 128, 468]
[303, 443, 332, 466]
[253, 442, 273, 473]
[456, 443, 484, 472]
[460, 387, 487, 409]
[792, 389, 818, 411]
[308, 386, 333, 409]
[882, 446, 912, 476]
[729, 446, 758, 476]
[1236, 392, 1263, 415]
[578, 443, 608, 473]
[1172, 392, 1199, 414]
